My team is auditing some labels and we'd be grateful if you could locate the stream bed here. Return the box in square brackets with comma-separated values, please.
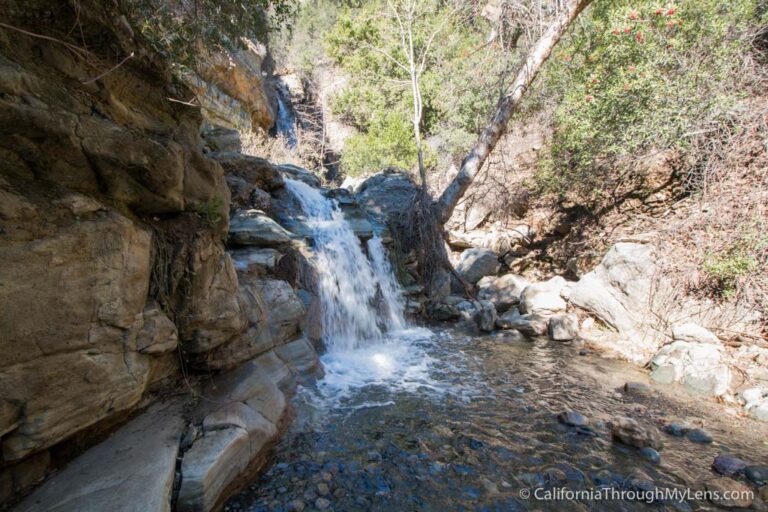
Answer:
[227, 329, 768, 512]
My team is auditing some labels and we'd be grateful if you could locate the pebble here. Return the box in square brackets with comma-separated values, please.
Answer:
[712, 454, 747, 476]
[557, 411, 589, 427]
[286, 500, 305, 512]
[314, 497, 331, 510]
[333, 488, 346, 498]
[367, 451, 382, 462]
[686, 428, 713, 444]
[745, 465, 768, 485]
[640, 447, 661, 464]
[661, 422, 688, 437]
[316, 483, 330, 496]
[623, 382, 653, 396]
[321, 471, 332, 482]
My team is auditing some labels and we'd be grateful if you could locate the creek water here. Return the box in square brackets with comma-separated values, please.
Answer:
[228, 182, 768, 511]
[275, 90, 298, 148]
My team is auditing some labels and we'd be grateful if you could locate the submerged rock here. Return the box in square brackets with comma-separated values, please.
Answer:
[686, 428, 713, 444]
[639, 447, 661, 464]
[745, 466, 768, 485]
[704, 478, 753, 508]
[650, 341, 731, 397]
[474, 300, 497, 332]
[557, 411, 589, 427]
[611, 418, 663, 450]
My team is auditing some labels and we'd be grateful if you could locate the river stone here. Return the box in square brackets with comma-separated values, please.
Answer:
[557, 411, 588, 427]
[704, 478, 753, 508]
[229, 209, 294, 247]
[456, 248, 500, 284]
[663, 422, 691, 437]
[474, 300, 497, 332]
[650, 341, 731, 397]
[476, 274, 530, 312]
[639, 447, 661, 464]
[713, 454, 748, 476]
[611, 418, 663, 450]
[746, 466, 768, 485]
[548, 313, 579, 341]
[672, 323, 720, 344]
[623, 382, 653, 396]
[519, 277, 567, 315]
[495, 308, 548, 336]
[686, 428, 713, 444]
[15, 403, 184, 512]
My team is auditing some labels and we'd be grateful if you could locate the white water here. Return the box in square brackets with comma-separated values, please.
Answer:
[285, 178, 453, 405]
[275, 93, 297, 148]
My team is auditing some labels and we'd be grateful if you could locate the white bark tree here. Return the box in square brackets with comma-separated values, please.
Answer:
[434, 0, 593, 224]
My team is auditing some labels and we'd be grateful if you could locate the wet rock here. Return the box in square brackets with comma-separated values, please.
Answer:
[229, 209, 294, 247]
[429, 302, 461, 321]
[368, 451, 383, 462]
[519, 277, 567, 315]
[745, 466, 768, 485]
[474, 300, 497, 332]
[704, 478, 753, 508]
[686, 428, 713, 444]
[230, 248, 283, 273]
[456, 248, 500, 284]
[712, 455, 748, 476]
[211, 153, 284, 192]
[548, 313, 579, 341]
[650, 341, 731, 397]
[611, 418, 663, 450]
[640, 447, 661, 464]
[663, 422, 691, 437]
[476, 274, 530, 312]
[672, 323, 720, 344]
[623, 382, 653, 396]
[557, 411, 589, 427]
[275, 338, 320, 375]
[277, 164, 321, 188]
[315, 497, 331, 509]
[495, 308, 548, 336]
[316, 482, 330, 496]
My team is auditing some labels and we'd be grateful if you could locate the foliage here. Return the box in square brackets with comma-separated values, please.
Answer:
[125, 0, 296, 65]
[319, 0, 516, 178]
[191, 197, 224, 226]
[703, 251, 757, 298]
[537, 0, 766, 205]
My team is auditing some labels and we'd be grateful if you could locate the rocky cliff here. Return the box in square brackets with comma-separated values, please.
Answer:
[0, 2, 318, 509]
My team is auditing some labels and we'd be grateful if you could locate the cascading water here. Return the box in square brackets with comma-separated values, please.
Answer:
[284, 178, 441, 402]
[275, 91, 298, 148]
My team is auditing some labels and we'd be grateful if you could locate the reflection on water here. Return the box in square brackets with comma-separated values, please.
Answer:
[229, 332, 768, 512]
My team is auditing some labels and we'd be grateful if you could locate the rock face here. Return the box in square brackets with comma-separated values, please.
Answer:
[476, 274, 529, 312]
[519, 276, 567, 315]
[649, 341, 731, 396]
[456, 248, 500, 284]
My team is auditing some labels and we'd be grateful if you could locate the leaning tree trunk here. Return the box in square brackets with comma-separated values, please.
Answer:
[433, 0, 593, 224]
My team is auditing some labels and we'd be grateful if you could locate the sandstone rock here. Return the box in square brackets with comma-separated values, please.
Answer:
[0, 451, 49, 505]
[495, 308, 549, 337]
[519, 276, 567, 315]
[15, 403, 183, 512]
[474, 300, 497, 332]
[548, 313, 579, 341]
[275, 338, 321, 375]
[211, 153, 284, 192]
[611, 418, 663, 450]
[650, 341, 731, 396]
[476, 274, 530, 312]
[278, 164, 322, 188]
[456, 248, 500, 284]
[136, 304, 178, 355]
[229, 209, 294, 247]
[177, 427, 251, 512]
[704, 478, 753, 508]
[672, 323, 719, 344]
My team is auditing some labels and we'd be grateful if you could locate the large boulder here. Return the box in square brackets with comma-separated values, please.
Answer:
[211, 153, 285, 192]
[476, 274, 530, 312]
[519, 276, 567, 315]
[229, 209, 295, 247]
[277, 163, 322, 188]
[650, 341, 731, 396]
[671, 323, 719, 344]
[548, 313, 579, 341]
[496, 308, 549, 337]
[356, 171, 419, 224]
[455, 248, 500, 284]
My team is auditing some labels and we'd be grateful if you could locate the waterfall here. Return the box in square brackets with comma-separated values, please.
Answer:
[275, 92, 298, 148]
[285, 179, 406, 351]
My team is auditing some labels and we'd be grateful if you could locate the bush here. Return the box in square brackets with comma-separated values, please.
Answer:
[703, 252, 757, 298]
[537, 0, 765, 206]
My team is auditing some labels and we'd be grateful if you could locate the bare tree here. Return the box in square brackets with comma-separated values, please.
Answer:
[434, 0, 593, 224]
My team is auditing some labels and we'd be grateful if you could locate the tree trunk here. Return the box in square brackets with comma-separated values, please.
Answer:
[433, 0, 593, 224]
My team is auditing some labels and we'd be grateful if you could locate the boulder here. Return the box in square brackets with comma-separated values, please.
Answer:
[474, 301, 497, 333]
[569, 243, 660, 354]
[136, 304, 178, 355]
[15, 403, 184, 512]
[211, 153, 284, 192]
[229, 209, 294, 247]
[671, 323, 719, 344]
[356, 171, 418, 224]
[476, 274, 529, 312]
[275, 338, 321, 374]
[650, 341, 731, 396]
[455, 248, 500, 284]
[254, 278, 306, 344]
[519, 276, 567, 315]
[611, 418, 663, 450]
[230, 248, 283, 273]
[495, 308, 548, 337]
[277, 163, 322, 188]
[548, 313, 579, 341]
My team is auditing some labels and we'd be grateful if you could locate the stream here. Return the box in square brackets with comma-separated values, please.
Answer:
[226, 168, 768, 512]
